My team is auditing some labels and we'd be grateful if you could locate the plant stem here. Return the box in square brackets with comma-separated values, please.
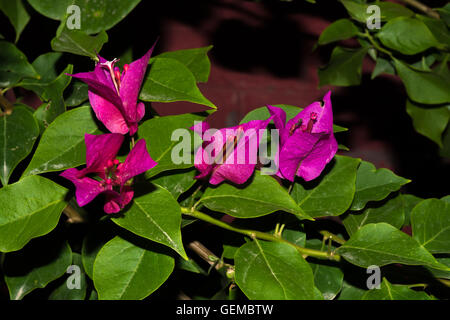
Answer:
[181, 207, 341, 261]
[359, 30, 394, 58]
[320, 230, 346, 245]
[63, 204, 85, 223]
[398, 0, 440, 19]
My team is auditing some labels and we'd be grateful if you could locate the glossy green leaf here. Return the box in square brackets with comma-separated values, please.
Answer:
[234, 240, 316, 300]
[411, 198, 450, 254]
[138, 113, 205, 178]
[49, 253, 87, 300]
[51, 28, 108, 59]
[318, 19, 359, 46]
[176, 257, 206, 275]
[377, 17, 440, 55]
[337, 223, 449, 270]
[0, 175, 68, 252]
[33, 64, 73, 131]
[338, 281, 367, 300]
[350, 160, 410, 211]
[0, 0, 30, 43]
[140, 57, 215, 108]
[376, 1, 414, 21]
[344, 194, 406, 236]
[282, 229, 306, 247]
[406, 100, 449, 147]
[65, 80, 88, 106]
[340, 0, 370, 23]
[93, 236, 174, 300]
[292, 155, 360, 218]
[200, 171, 311, 220]
[112, 184, 187, 259]
[394, 59, 450, 105]
[306, 239, 344, 300]
[155, 46, 213, 82]
[0, 41, 38, 87]
[371, 57, 395, 79]
[0, 106, 39, 185]
[3, 238, 72, 300]
[20, 52, 63, 96]
[23, 106, 101, 177]
[27, 0, 141, 34]
[416, 15, 450, 48]
[318, 46, 368, 87]
[150, 168, 197, 200]
[426, 257, 450, 280]
[401, 194, 423, 226]
[362, 278, 433, 300]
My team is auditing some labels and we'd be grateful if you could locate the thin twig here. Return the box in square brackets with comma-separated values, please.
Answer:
[399, 0, 440, 19]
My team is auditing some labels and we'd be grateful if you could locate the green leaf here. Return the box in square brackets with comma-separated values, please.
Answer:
[338, 281, 367, 300]
[0, 175, 68, 252]
[318, 19, 359, 46]
[337, 223, 449, 270]
[155, 46, 213, 82]
[65, 80, 88, 106]
[406, 100, 449, 148]
[371, 57, 395, 79]
[23, 106, 101, 177]
[0, 40, 38, 87]
[48, 253, 87, 300]
[362, 278, 433, 300]
[240, 104, 347, 133]
[377, 17, 441, 55]
[318, 46, 368, 87]
[343, 194, 406, 236]
[0, 0, 30, 43]
[139, 113, 205, 179]
[20, 52, 63, 96]
[112, 183, 187, 259]
[376, 1, 414, 21]
[140, 57, 215, 108]
[0, 106, 39, 185]
[416, 15, 450, 48]
[176, 257, 206, 275]
[426, 257, 450, 280]
[411, 198, 450, 254]
[436, 3, 450, 28]
[150, 168, 197, 200]
[350, 160, 410, 211]
[199, 171, 311, 220]
[3, 237, 72, 300]
[306, 239, 344, 300]
[234, 240, 316, 300]
[282, 229, 306, 247]
[51, 28, 108, 59]
[401, 194, 423, 226]
[394, 59, 450, 105]
[340, 0, 370, 23]
[27, 0, 141, 34]
[292, 155, 360, 218]
[93, 236, 174, 300]
[33, 64, 73, 131]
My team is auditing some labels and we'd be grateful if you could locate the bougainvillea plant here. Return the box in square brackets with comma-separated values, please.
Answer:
[0, 0, 449, 301]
